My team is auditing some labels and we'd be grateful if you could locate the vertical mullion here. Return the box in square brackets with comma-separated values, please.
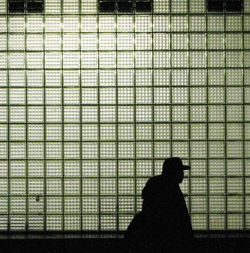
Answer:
[25, 10, 28, 232]
[133, 11, 137, 217]
[7, 11, 10, 233]
[43, 10, 47, 232]
[115, 14, 119, 232]
[224, 12, 228, 231]
[97, 12, 101, 232]
[169, 0, 173, 158]
[187, 0, 192, 228]
[151, 3, 154, 177]
[60, 1, 65, 232]
[79, 2, 83, 231]
[205, 7, 210, 231]
[242, 9, 246, 231]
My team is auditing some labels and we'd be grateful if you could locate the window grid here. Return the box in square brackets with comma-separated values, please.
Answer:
[0, 0, 249, 231]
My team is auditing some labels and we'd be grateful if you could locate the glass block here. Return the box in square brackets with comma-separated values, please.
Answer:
[100, 106, 116, 122]
[209, 177, 225, 194]
[226, 51, 243, 67]
[10, 197, 26, 214]
[136, 106, 152, 122]
[100, 197, 116, 213]
[190, 87, 207, 104]
[119, 105, 134, 121]
[117, 16, 133, 32]
[227, 196, 243, 212]
[63, 0, 79, 13]
[10, 106, 26, 123]
[208, 141, 225, 158]
[10, 160, 26, 177]
[118, 178, 134, 195]
[45, 0, 61, 14]
[100, 160, 116, 177]
[0, 34, 6, 51]
[154, 141, 171, 158]
[46, 142, 62, 159]
[0, 71, 7, 86]
[118, 160, 134, 177]
[27, 70, 44, 87]
[136, 70, 152, 86]
[28, 142, 44, 159]
[64, 88, 80, 105]
[191, 196, 207, 213]
[208, 33, 224, 50]
[189, 15, 206, 32]
[99, 16, 116, 32]
[226, 15, 242, 31]
[226, 87, 243, 104]
[171, 33, 188, 50]
[82, 160, 98, 177]
[136, 160, 153, 177]
[171, 0, 187, 13]
[171, 15, 188, 31]
[82, 142, 98, 159]
[10, 142, 26, 159]
[190, 123, 206, 140]
[209, 159, 225, 176]
[208, 87, 225, 104]
[63, 16, 79, 32]
[172, 106, 189, 122]
[45, 88, 61, 105]
[190, 141, 207, 158]
[26, 16, 43, 32]
[118, 87, 134, 104]
[135, 33, 152, 50]
[99, 33, 116, 50]
[135, 15, 152, 32]
[100, 124, 116, 140]
[118, 142, 135, 158]
[117, 33, 134, 50]
[81, 0, 97, 13]
[209, 214, 225, 230]
[171, 51, 188, 68]
[207, 15, 224, 31]
[227, 141, 243, 158]
[208, 51, 225, 68]
[100, 142, 116, 158]
[46, 178, 62, 196]
[81, 106, 98, 122]
[190, 34, 206, 49]
[227, 214, 243, 230]
[64, 179, 80, 195]
[46, 124, 62, 141]
[82, 124, 98, 141]
[172, 123, 188, 140]
[9, 53, 25, 69]
[46, 215, 63, 231]
[100, 215, 116, 230]
[80, 34, 97, 51]
[153, 0, 169, 13]
[172, 141, 189, 158]
[64, 142, 80, 159]
[117, 52, 134, 68]
[81, 52, 98, 69]
[172, 69, 189, 86]
[81, 70, 98, 86]
[9, 16, 25, 32]
[227, 105, 243, 122]
[136, 87, 152, 104]
[190, 51, 207, 68]
[208, 106, 225, 122]
[45, 34, 61, 51]
[226, 33, 243, 49]
[45, 52, 62, 69]
[45, 17, 61, 32]
[136, 142, 152, 158]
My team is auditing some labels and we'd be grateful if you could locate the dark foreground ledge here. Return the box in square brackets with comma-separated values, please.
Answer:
[0, 231, 249, 253]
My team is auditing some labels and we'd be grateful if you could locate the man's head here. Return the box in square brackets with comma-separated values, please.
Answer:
[162, 157, 190, 183]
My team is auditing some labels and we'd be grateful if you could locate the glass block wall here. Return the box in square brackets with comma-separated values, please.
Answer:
[0, 0, 250, 231]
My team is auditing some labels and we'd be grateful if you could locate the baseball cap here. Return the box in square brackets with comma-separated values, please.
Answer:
[162, 157, 190, 172]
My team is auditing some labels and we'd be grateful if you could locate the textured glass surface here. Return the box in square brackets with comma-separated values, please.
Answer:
[0, 0, 250, 232]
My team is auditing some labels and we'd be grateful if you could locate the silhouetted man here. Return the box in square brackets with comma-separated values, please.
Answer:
[126, 157, 194, 253]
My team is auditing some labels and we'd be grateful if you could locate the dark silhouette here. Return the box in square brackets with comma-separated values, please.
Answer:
[126, 157, 194, 253]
